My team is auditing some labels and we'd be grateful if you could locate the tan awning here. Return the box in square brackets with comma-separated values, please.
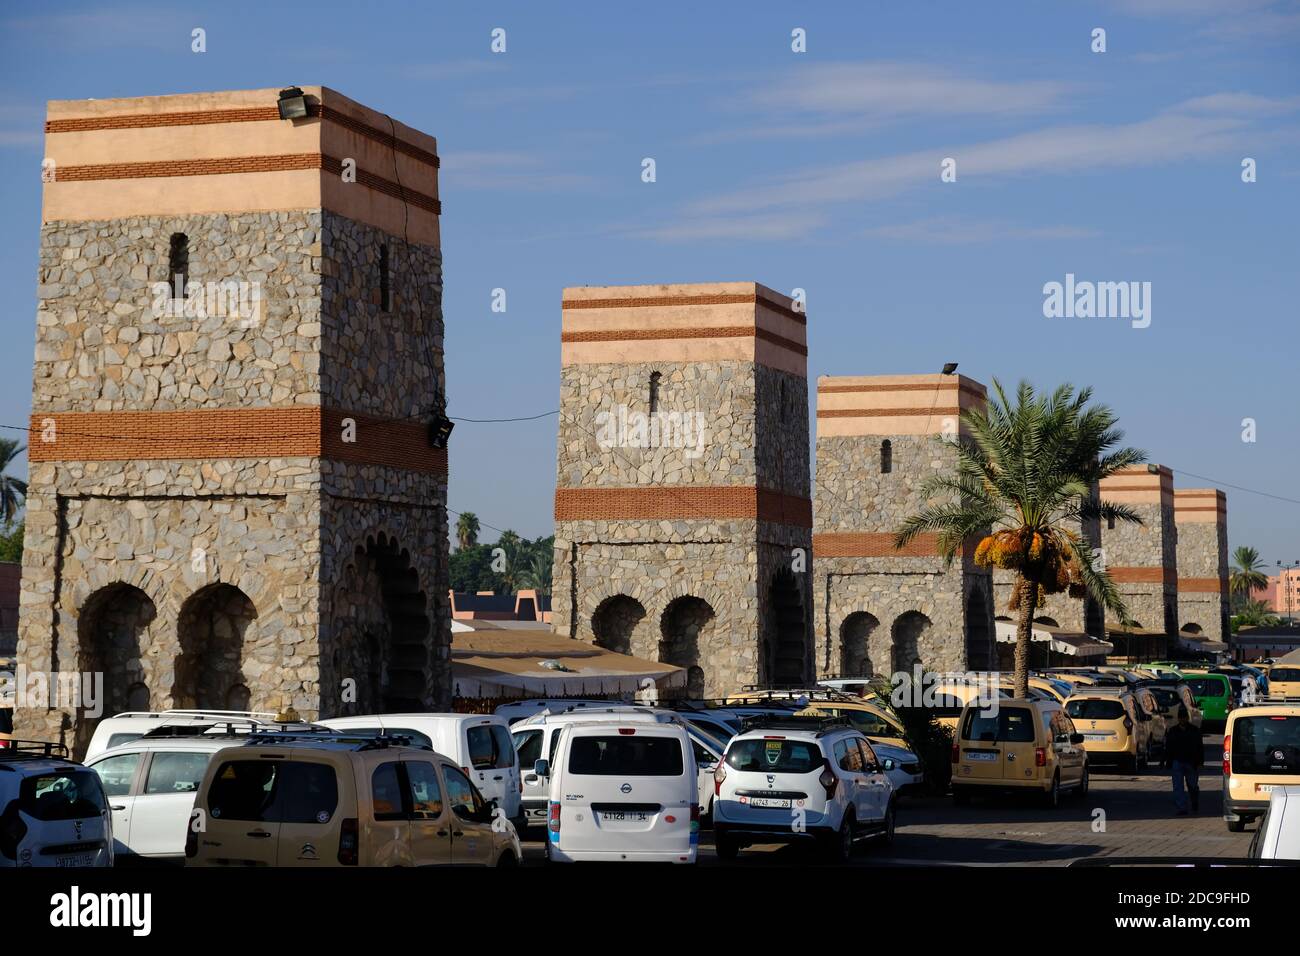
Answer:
[994, 620, 1111, 658]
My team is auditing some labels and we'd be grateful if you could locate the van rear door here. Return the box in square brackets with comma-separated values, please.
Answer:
[12, 767, 111, 867]
[465, 719, 519, 817]
[199, 753, 285, 865]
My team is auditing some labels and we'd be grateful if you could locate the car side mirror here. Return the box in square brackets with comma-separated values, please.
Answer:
[882, 758, 896, 772]
[533, 758, 550, 779]
[1070, 733, 1085, 745]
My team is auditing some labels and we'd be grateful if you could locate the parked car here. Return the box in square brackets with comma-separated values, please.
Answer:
[0, 740, 113, 868]
[952, 698, 1088, 806]
[494, 698, 616, 725]
[319, 713, 521, 821]
[1143, 681, 1204, 730]
[1223, 701, 1300, 832]
[712, 714, 896, 862]
[1247, 786, 1300, 860]
[533, 720, 698, 864]
[85, 709, 286, 762]
[1265, 665, 1300, 700]
[1181, 672, 1234, 728]
[1064, 688, 1155, 772]
[187, 733, 521, 866]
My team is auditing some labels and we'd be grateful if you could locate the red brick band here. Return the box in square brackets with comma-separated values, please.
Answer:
[560, 325, 807, 357]
[54, 154, 441, 215]
[46, 104, 440, 168]
[1178, 578, 1227, 593]
[813, 531, 966, 558]
[1108, 567, 1172, 584]
[27, 407, 447, 475]
[817, 407, 963, 418]
[555, 486, 811, 527]
[562, 293, 805, 325]
[1100, 484, 1167, 493]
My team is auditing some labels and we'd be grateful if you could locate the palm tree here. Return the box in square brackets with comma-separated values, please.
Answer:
[1233, 599, 1279, 630]
[0, 439, 27, 526]
[519, 550, 553, 597]
[455, 512, 480, 552]
[895, 380, 1146, 698]
[1229, 546, 1269, 613]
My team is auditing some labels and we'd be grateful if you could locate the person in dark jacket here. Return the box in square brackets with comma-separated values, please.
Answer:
[1164, 706, 1205, 815]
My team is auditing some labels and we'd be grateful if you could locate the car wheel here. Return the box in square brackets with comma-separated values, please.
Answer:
[952, 785, 971, 806]
[1226, 817, 1247, 833]
[1042, 773, 1060, 809]
[824, 812, 855, 863]
[496, 850, 518, 868]
[714, 830, 739, 862]
[881, 802, 897, 847]
[1076, 766, 1089, 799]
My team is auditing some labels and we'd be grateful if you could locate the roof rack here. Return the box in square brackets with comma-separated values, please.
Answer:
[242, 730, 429, 751]
[138, 720, 336, 740]
[730, 687, 866, 704]
[0, 739, 72, 760]
[106, 709, 281, 721]
[738, 714, 852, 736]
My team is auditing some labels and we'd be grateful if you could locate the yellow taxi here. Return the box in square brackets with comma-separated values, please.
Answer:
[795, 698, 910, 749]
[1223, 700, 1300, 832]
[951, 698, 1088, 807]
[1265, 664, 1300, 700]
[1063, 688, 1156, 772]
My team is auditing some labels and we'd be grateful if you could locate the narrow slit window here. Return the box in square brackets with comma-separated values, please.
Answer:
[168, 233, 189, 300]
[649, 371, 661, 414]
[379, 244, 391, 312]
[880, 439, 892, 474]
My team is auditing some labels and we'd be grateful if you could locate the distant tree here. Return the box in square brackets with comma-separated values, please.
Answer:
[1229, 546, 1270, 613]
[1232, 599, 1280, 631]
[449, 543, 499, 593]
[0, 440, 26, 526]
[455, 512, 481, 552]
[0, 520, 22, 563]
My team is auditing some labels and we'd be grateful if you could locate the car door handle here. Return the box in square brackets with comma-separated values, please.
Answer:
[246, 830, 272, 839]
[110, 805, 127, 811]
[452, 830, 464, 838]
[524, 774, 538, 783]
[436, 829, 449, 837]
[493, 775, 503, 781]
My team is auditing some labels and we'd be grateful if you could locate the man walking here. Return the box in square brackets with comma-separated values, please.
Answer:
[1164, 706, 1205, 815]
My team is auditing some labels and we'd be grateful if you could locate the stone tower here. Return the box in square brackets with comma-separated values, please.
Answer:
[550, 282, 813, 698]
[17, 87, 450, 751]
[1098, 465, 1178, 646]
[813, 373, 996, 678]
[1174, 488, 1230, 643]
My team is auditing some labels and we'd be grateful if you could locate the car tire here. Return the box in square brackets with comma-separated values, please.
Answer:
[1042, 773, 1060, 809]
[496, 850, 518, 868]
[824, 812, 855, 863]
[1226, 817, 1247, 833]
[880, 801, 897, 847]
[1076, 766, 1089, 799]
[714, 830, 739, 862]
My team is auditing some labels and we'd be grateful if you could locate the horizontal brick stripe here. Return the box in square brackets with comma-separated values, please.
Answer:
[817, 382, 986, 398]
[813, 531, 970, 558]
[817, 407, 963, 418]
[28, 407, 447, 475]
[1107, 566, 1170, 584]
[55, 154, 441, 215]
[1178, 578, 1227, 593]
[560, 325, 807, 357]
[562, 292, 805, 325]
[555, 485, 811, 527]
[46, 104, 440, 168]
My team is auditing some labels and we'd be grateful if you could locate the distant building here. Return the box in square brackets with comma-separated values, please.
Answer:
[449, 589, 552, 624]
[1234, 624, 1300, 663]
[1263, 569, 1300, 621]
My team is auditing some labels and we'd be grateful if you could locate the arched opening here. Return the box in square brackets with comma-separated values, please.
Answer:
[839, 612, 879, 677]
[1033, 616, 1060, 628]
[767, 569, 808, 686]
[880, 439, 893, 474]
[890, 611, 931, 676]
[660, 596, 715, 692]
[329, 532, 431, 715]
[686, 665, 705, 700]
[1181, 622, 1203, 635]
[176, 584, 257, 711]
[76, 584, 157, 752]
[967, 589, 993, 671]
[592, 594, 647, 656]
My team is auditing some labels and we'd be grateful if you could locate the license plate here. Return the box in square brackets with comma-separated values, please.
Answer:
[599, 810, 649, 823]
[744, 797, 792, 808]
[1084, 734, 1110, 741]
[1258, 784, 1278, 793]
[55, 854, 94, 867]
[965, 751, 997, 762]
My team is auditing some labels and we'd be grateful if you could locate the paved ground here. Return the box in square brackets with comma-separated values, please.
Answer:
[520, 736, 1254, 866]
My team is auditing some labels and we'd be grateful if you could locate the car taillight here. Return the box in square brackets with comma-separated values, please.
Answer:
[819, 759, 838, 799]
[337, 818, 359, 866]
[1223, 734, 1231, 776]
[713, 760, 727, 796]
[548, 801, 561, 833]
[951, 741, 960, 763]
[1035, 747, 1047, 767]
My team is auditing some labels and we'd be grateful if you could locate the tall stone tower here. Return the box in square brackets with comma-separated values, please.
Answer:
[1099, 465, 1178, 647]
[1174, 489, 1230, 643]
[550, 282, 813, 697]
[17, 87, 449, 750]
[813, 373, 995, 677]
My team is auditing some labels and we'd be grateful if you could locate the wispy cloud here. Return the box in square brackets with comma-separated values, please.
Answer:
[3, 7, 192, 52]
[627, 211, 828, 242]
[860, 218, 1101, 245]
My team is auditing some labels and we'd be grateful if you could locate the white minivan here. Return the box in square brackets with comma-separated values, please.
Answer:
[85, 710, 284, 762]
[318, 714, 521, 821]
[534, 720, 697, 864]
[0, 741, 114, 868]
[513, 707, 722, 827]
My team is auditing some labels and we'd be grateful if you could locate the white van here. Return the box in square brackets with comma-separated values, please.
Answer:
[534, 721, 697, 863]
[494, 699, 619, 726]
[1248, 785, 1300, 860]
[318, 714, 520, 820]
[85, 710, 282, 762]
[512, 707, 721, 827]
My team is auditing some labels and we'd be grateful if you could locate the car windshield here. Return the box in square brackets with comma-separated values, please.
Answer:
[1231, 716, 1300, 775]
[568, 734, 684, 776]
[19, 770, 107, 821]
[1066, 699, 1126, 720]
[961, 708, 1036, 743]
[1149, 688, 1179, 708]
[726, 738, 823, 774]
[1186, 677, 1226, 698]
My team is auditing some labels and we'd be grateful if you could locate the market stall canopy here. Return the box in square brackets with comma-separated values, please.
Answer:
[450, 622, 685, 698]
[994, 620, 1112, 658]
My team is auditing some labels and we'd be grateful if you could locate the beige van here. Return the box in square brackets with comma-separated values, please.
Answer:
[951, 698, 1088, 807]
[1223, 701, 1300, 832]
[186, 734, 521, 866]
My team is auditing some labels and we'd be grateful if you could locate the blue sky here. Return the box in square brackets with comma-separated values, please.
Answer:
[0, 1, 1297, 566]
